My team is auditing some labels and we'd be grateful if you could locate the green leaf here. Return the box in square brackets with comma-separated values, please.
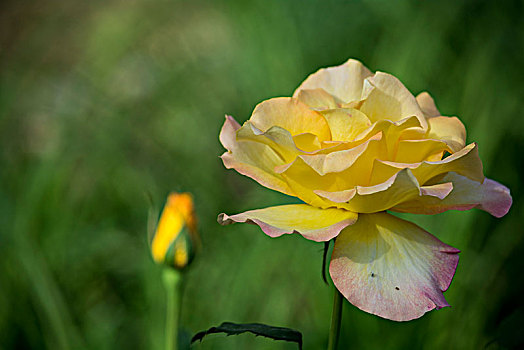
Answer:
[322, 240, 331, 285]
[191, 322, 303, 349]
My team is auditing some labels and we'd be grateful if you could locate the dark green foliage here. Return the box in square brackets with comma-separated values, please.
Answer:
[192, 322, 303, 349]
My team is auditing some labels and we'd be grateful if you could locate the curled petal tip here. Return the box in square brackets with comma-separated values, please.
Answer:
[481, 178, 512, 218]
[217, 213, 233, 225]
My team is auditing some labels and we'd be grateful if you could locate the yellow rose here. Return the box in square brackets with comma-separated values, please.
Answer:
[218, 59, 512, 321]
[152, 192, 199, 270]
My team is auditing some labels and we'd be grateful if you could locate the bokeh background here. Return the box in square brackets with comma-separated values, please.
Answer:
[1, 0, 523, 349]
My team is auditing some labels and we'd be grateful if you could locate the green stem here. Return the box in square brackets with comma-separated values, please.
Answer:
[163, 268, 182, 350]
[327, 288, 343, 350]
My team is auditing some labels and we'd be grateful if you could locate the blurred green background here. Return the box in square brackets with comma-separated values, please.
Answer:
[1, 0, 523, 349]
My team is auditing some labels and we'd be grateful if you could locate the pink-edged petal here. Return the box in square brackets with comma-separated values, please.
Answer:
[250, 97, 332, 142]
[219, 116, 295, 196]
[219, 115, 241, 150]
[293, 59, 373, 104]
[330, 212, 460, 321]
[217, 204, 357, 242]
[392, 172, 512, 218]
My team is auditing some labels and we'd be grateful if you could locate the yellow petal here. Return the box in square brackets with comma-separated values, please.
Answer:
[427, 116, 467, 153]
[294, 141, 371, 176]
[359, 72, 428, 130]
[353, 116, 425, 159]
[218, 204, 357, 242]
[392, 172, 512, 218]
[236, 122, 300, 162]
[320, 108, 372, 142]
[219, 116, 295, 196]
[276, 139, 386, 197]
[250, 97, 332, 142]
[293, 59, 373, 104]
[295, 88, 339, 110]
[394, 139, 450, 163]
[292, 133, 322, 152]
[372, 143, 484, 185]
[330, 212, 459, 321]
[315, 168, 422, 213]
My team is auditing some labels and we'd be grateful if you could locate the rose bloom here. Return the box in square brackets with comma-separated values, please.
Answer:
[218, 59, 512, 321]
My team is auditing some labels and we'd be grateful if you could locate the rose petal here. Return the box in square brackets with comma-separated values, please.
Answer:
[420, 182, 454, 200]
[416, 92, 441, 118]
[294, 141, 371, 176]
[330, 212, 460, 321]
[237, 122, 300, 162]
[250, 97, 332, 142]
[276, 139, 385, 199]
[219, 115, 241, 150]
[394, 139, 451, 163]
[293, 59, 373, 104]
[218, 204, 357, 242]
[219, 116, 295, 196]
[359, 72, 428, 130]
[392, 172, 512, 218]
[427, 116, 467, 153]
[320, 108, 372, 142]
[372, 143, 484, 185]
[292, 133, 322, 152]
[295, 88, 339, 110]
[315, 168, 422, 213]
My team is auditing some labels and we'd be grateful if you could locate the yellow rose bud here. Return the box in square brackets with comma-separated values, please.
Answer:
[151, 192, 199, 270]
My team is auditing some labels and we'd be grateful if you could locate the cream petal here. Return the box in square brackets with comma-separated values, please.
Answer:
[293, 59, 373, 104]
[416, 92, 441, 118]
[359, 72, 428, 130]
[420, 182, 454, 200]
[250, 97, 332, 141]
[218, 204, 357, 242]
[330, 212, 460, 321]
[295, 88, 340, 110]
[392, 172, 512, 218]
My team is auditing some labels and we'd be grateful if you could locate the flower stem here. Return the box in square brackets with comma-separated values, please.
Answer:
[327, 287, 343, 350]
[163, 268, 182, 350]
